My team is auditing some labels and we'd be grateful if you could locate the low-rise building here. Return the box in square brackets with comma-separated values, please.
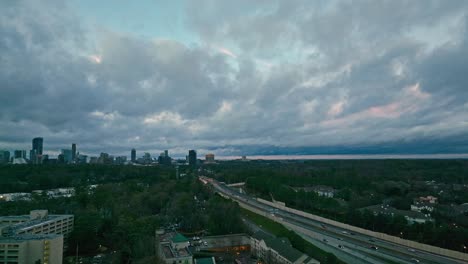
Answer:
[251, 231, 319, 264]
[291, 186, 335, 198]
[156, 230, 193, 264]
[362, 205, 433, 224]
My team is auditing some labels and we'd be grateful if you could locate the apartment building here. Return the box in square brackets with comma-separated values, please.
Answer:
[0, 234, 63, 264]
[251, 231, 319, 264]
[0, 210, 74, 264]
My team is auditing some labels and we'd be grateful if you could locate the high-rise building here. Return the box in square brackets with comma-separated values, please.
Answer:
[32, 137, 43, 155]
[188, 150, 197, 166]
[205, 153, 215, 163]
[14, 150, 26, 159]
[71, 143, 76, 161]
[0, 150, 10, 164]
[61, 149, 73, 163]
[131, 148, 136, 162]
[29, 149, 36, 163]
[158, 151, 171, 165]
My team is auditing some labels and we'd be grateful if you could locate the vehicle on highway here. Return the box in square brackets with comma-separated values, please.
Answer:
[407, 248, 416, 252]
[338, 245, 344, 249]
[322, 238, 328, 243]
[370, 246, 378, 250]
[410, 258, 420, 263]
[341, 231, 349, 234]
[338, 237, 343, 241]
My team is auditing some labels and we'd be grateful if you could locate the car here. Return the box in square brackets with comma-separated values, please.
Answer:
[410, 258, 420, 263]
[338, 237, 343, 241]
[203, 241, 208, 246]
[322, 238, 328, 243]
[407, 248, 416, 252]
[370, 246, 378, 250]
[341, 231, 349, 234]
[338, 245, 344, 249]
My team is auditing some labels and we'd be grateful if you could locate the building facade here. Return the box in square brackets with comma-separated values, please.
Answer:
[250, 231, 319, 264]
[205, 154, 215, 164]
[131, 149, 136, 162]
[0, 210, 73, 264]
[188, 150, 197, 166]
[0, 234, 63, 264]
[0, 151, 10, 164]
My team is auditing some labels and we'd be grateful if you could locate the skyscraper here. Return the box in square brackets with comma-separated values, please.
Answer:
[32, 137, 43, 155]
[188, 150, 197, 166]
[0, 150, 10, 164]
[131, 148, 136, 162]
[61, 149, 73, 163]
[14, 150, 26, 159]
[72, 143, 76, 161]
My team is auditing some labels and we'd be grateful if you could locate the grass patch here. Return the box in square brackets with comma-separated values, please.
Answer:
[242, 209, 345, 264]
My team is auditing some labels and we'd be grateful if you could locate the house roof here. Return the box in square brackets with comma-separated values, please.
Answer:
[252, 231, 304, 262]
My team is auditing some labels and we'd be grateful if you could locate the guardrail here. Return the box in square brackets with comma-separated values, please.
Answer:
[256, 198, 468, 262]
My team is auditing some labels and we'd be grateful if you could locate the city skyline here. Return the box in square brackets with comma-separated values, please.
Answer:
[1, 1, 468, 156]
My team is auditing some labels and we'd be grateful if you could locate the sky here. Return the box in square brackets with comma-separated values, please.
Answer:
[1, 0, 468, 157]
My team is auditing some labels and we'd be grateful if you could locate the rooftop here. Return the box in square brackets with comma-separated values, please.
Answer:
[171, 232, 189, 243]
[195, 257, 216, 264]
[0, 233, 62, 243]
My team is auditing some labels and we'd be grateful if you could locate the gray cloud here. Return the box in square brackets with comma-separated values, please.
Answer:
[0, 0, 468, 157]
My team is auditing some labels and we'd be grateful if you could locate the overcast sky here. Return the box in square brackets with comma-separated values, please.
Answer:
[1, 0, 468, 157]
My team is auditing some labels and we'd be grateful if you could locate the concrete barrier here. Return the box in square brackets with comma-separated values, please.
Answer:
[257, 198, 468, 262]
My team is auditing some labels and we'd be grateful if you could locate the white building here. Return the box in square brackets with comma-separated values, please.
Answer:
[0, 234, 63, 264]
[156, 230, 193, 264]
[0, 210, 74, 264]
[251, 231, 319, 264]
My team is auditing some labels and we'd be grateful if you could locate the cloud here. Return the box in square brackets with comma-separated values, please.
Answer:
[216, 47, 237, 58]
[0, 1, 468, 156]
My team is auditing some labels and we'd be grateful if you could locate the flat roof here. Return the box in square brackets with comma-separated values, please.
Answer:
[0, 234, 62, 243]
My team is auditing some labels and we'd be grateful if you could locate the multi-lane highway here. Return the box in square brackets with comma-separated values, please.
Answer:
[200, 176, 467, 264]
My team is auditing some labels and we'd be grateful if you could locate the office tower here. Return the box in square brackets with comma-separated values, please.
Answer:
[131, 148, 136, 162]
[71, 143, 76, 160]
[0, 150, 10, 164]
[188, 150, 197, 166]
[14, 150, 26, 159]
[32, 137, 43, 155]
[158, 151, 171, 165]
[205, 153, 215, 163]
[29, 149, 36, 163]
[61, 149, 73, 163]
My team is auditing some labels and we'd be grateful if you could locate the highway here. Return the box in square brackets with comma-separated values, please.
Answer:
[200, 176, 467, 264]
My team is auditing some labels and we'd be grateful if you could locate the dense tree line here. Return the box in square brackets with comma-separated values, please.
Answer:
[0, 165, 246, 262]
